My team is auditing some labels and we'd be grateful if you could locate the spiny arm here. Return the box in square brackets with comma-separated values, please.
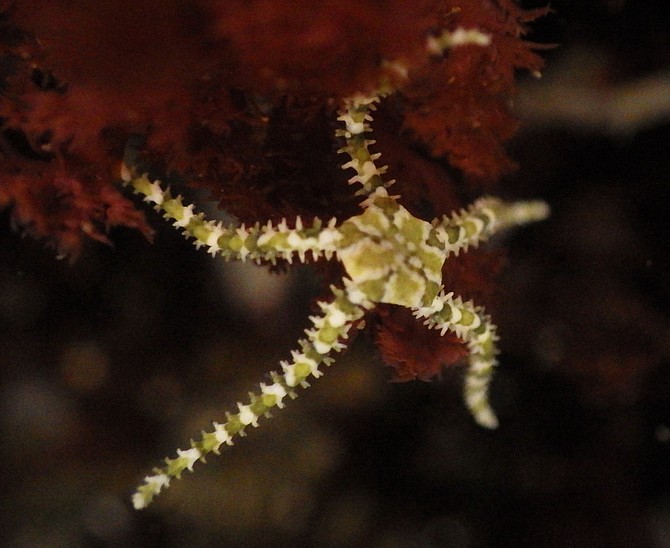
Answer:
[121, 166, 341, 264]
[415, 292, 500, 429]
[434, 197, 550, 256]
[335, 24, 496, 204]
[336, 96, 395, 201]
[422, 198, 548, 427]
[132, 285, 371, 509]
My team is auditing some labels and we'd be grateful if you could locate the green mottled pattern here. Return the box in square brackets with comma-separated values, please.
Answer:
[131, 285, 369, 508]
[336, 199, 446, 308]
[125, 87, 550, 509]
[418, 293, 500, 428]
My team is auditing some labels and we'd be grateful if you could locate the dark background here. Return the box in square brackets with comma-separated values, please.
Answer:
[2, 1, 670, 546]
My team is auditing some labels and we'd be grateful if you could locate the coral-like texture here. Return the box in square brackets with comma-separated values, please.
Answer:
[1, 0, 546, 375]
[1, 1, 545, 250]
[1, 2, 547, 467]
[401, 1, 548, 184]
[0, 160, 151, 257]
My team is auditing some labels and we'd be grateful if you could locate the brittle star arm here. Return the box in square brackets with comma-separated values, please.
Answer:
[415, 292, 500, 428]
[335, 27, 495, 206]
[132, 283, 372, 509]
[120, 165, 342, 264]
[414, 197, 550, 428]
[336, 95, 395, 201]
[434, 196, 551, 256]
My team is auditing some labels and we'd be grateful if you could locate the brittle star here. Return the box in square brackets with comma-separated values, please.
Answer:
[123, 92, 549, 509]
